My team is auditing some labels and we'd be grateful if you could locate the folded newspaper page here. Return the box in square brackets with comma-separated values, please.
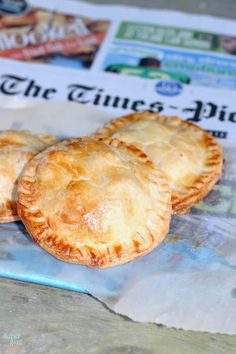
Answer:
[0, 0, 235, 90]
[0, 58, 236, 333]
[0, 58, 236, 141]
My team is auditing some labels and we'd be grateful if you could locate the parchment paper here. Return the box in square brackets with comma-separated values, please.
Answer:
[0, 99, 236, 334]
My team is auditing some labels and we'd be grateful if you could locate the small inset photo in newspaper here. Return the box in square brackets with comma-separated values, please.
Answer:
[0, 1, 110, 70]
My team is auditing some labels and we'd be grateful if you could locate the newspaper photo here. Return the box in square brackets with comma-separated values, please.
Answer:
[0, 0, 110, 69]
[101, 20, 236, 90]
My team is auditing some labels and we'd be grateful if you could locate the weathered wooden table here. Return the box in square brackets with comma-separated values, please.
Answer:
[1, 1, 236, 353]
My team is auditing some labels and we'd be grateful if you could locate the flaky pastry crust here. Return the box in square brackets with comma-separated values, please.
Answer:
[17, 137, 171, 268]
[93, 112, 223, 214]
[0, 130, 57, 223]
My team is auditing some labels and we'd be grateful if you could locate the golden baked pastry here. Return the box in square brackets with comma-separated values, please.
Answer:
[0, 130, 57, 223]
[93, 113, 223, 214]
[17, 137, 171, 268]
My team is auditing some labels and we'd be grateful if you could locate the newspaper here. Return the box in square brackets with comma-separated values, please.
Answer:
[0, 0, 235, 90]
[0, 0, 236, 335]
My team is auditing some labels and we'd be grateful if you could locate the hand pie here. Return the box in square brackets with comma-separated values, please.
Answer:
[17, 137, 171, 268]
[0, 130, 58, 223]
[93, 113, 223, 214]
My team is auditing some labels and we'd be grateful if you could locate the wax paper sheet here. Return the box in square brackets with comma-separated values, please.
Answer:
[0, 99, 236, 334]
